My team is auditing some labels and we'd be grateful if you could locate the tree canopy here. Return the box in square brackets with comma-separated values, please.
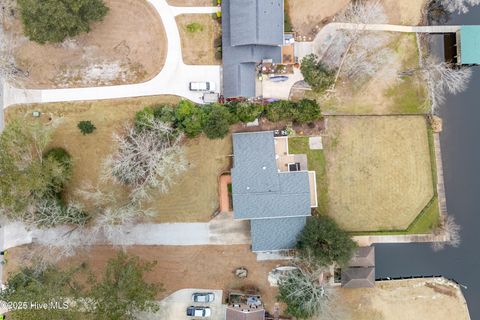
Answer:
[1, 253, 161, 320]
[0, 120, 83, 226]
[300, 54, 335, 93]
[88, 252, 162, 320]
[297, 215, 357, 267]
[18, 0, 109, 44]
[202, 104, 232, 139]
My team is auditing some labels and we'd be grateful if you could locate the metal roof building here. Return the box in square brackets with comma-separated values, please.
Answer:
[231, 131, 312, 252]
[221, 0, 284, 98]
[458, 26, 480, 65]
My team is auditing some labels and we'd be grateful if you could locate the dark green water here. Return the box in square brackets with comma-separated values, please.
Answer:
[375, 7, 480, 319]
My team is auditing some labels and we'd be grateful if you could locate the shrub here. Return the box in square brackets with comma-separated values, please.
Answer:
[293, 99, 322, 123]
[44, 147, 72, 178]
[175, 100, 205, 138]
[186, 22, 204, 33]
[297, 215, 357, 267]
[77, 120, 96, 135]
[230, 102, 264, 123]
[300, 54, 335, 93]
[265, 100, 296, 122]
[153, 104, 177, 126]
[202, 104, 231, 139]
[18, 0, 109, 44]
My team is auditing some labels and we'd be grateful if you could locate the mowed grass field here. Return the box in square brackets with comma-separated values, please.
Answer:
[323, 116, 434, 232]
[5, 96, 232, 222]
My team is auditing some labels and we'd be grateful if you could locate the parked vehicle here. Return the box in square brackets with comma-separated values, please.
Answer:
[186, 306, 211, 317]
[189, 81, 216, 91]
[192, 292, 215, 303]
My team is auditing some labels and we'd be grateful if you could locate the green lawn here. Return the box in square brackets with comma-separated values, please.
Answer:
[288, 137, 328, 214]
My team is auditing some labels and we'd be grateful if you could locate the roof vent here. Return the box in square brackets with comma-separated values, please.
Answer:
[246, 186, 250, 190]
[262, 166, 267, 170]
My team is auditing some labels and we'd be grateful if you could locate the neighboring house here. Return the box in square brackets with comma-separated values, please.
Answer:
[222, 0, 284, 98]
[341, 246, 376, 288]
[231, 131, 317, 253]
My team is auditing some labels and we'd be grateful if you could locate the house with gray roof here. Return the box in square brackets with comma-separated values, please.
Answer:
[231, 131, 317, 252]
[341, 246, 376, 288]
[222, 0, 284, 98]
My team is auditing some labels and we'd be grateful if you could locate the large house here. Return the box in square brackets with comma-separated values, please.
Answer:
[231, 131, 317, 252]
[222, 0, 284, 98]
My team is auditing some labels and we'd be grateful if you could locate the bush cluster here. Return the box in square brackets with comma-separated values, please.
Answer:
[134, 99, 322, 140]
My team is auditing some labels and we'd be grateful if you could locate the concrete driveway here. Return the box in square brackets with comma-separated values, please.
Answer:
[138, 289, 225, 320]
[2, 1, 221, 107]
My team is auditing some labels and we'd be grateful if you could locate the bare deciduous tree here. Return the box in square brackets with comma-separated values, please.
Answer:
[432, 215, 461, 251]
[104, 118, 188, 201]
[422, 57, 472, 112]
[441, 0, 480, 13]
[316, 0, 392, 87]
[34, 198, 89, 227]
[278, 255, 337, 319]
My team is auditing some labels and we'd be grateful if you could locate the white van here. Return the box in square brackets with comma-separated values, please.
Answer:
[189, 81, 216, 92]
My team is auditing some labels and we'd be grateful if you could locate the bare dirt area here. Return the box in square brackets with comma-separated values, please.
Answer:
[5, 0, 167, 88]
[4, 245, 283, 313]
[323, 116, 434, 232]
[176, 14, 221, 65]
[336, 278, 470, 320]
[382, 0, 427, 25]
[286, 0, 350, 38]
[287, 0, 426, 38]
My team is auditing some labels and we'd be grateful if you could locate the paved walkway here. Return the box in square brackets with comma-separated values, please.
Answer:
[2, 1, 221, 108]
[1, 212, 250, 250]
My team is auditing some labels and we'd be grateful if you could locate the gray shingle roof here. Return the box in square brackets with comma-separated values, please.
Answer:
[222, 0, 283, 98]
[341, 267, 375, 288]
[230, 0, 284, 46]
[251, 217, 306, 252]
[231, 132, 311, 220]
[231, 131, 312, 252]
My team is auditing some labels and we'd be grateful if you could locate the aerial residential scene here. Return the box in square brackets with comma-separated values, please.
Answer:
[0, 0, 479, 319]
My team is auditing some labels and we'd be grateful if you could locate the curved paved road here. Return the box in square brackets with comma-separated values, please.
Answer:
[2, 1, 221, 108]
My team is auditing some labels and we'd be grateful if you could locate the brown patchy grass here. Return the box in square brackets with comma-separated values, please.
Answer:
[336, 279, 470, 320]
[323, 116, 434, 231]
[8, 0, 167, 88]
[176, 14, 221, 65]
[5, 96, 231, 222]
[5, 244, 282, 313]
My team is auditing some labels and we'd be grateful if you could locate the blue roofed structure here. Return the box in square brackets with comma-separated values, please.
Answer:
[231, 131, 316, 252]
[458, 26, 480, 65]
[222, 0, 284, 98]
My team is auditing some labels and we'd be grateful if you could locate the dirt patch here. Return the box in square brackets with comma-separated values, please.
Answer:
[6, 0, 167, 88]
[167, 0, 213, 6]
[337, 279, 470, 320]
[323, 116, 434, 231]
[176, 14, 221, 65]
[287, 0, 426, 38]
[286, 0, 350, 38]
[382, 0, 427, 25]
[4, 244, 283, 313]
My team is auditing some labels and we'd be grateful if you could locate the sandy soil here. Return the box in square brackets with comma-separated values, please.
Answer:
[286, 0, 350, 38]
[5, 96, 232, 223]
[337, 278, 470, 320]
[287, 0, 427, 38]
[176, 14, 221, 65]
[323, 116, 434, 231]
[4, 245, 283, 313]
[5, 0, 167, 89]
[167, 0, 213, 6]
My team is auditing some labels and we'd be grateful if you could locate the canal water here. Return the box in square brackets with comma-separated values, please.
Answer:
[375, 6, 480, 319]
